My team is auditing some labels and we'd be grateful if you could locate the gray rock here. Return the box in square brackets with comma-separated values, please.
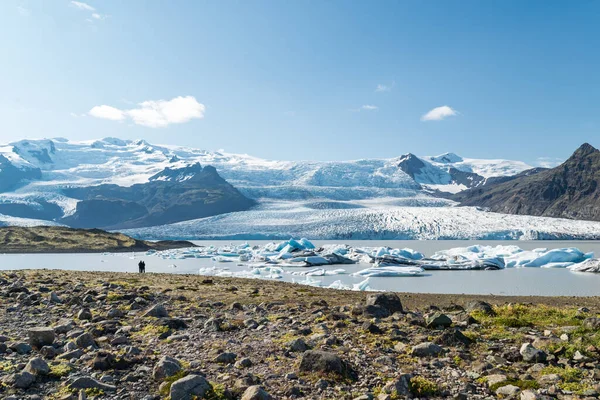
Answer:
[153, 356, 182, 380]
[11, 342, 32, 354]
[411, 342, 443, 357]
[241, 385, 273, 400]
[204, 318, 222, 332]
[107, 308, 124, 318]
[77, 308, 92, 320]
[75, 333, 96, 349]
[362, 304, 390, 318]
[299, 350, 355, 379]
[381, 373, 412, 396]
[465, 300, 495, 315]
[169, 374, 212, 400]
[54, 319, 75, 334]
[520, 390, 540, 400]
[214, 352, 237, 364]
[24, 357, 50, 376]
[366, 293, 403, 314]
[58, 348, 84, 360]
[485, 374, 507, 388]
[496, 384, 520, 397]
[143, 304, 169, 318]
[49, 292, 62, 303]
[288, 338, 309, 352]
[3, 371, 35, 389]
[69, 376, 116, 392]
[426, 312, 453, 329]
[235, 358, 253, 368]
[520, 343, 547, 363]
[28, 327, 55, 348]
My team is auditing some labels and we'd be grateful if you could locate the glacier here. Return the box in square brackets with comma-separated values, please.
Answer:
[122, 200, 600, 240]
[3, 136, 591, 241]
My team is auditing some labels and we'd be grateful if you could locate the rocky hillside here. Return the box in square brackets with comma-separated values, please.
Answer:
[454, 143, 600, 221]
[61, 164, 255, 229]
[0, 226, 195, 253]
[2, 269, 600, 399]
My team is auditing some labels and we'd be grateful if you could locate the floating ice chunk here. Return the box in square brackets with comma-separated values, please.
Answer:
[212, 256, 234, 263]
[327, 280, 349, 290]
[288, 256, 330, 265]
[299, 238, 315, 249]
[353, 278, 371, 291]
[568, 259, 600, 273]
[352, 266, 424, 277]
[520, 248, 590, 268]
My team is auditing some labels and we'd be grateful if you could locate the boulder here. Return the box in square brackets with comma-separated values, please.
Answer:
[465, 300, 495, 315]
[169, 374, 212, 400]
[153, 356, 181, 380]
[425, 312, 452, 329]
[28, 327, 55, 348]
[241, 385, 273, 400]
[143, 304, 169, 318]
[411, 342, 443, 357]
[520, 343, 547, 363]
[3, 371, 35, 389]
[381, 374, 412, 396]
[77, 308, 92, 320]
[366, 293, 403, 314]
[69, 376, 116, 392]
[214, 352, 237, 364]
[24, 357, 50, 376]
[288, 338, 309, 352]
[299, 350, 355, 380]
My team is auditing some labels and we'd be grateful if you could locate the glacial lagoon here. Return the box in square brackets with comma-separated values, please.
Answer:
[3, 240, 600, 296]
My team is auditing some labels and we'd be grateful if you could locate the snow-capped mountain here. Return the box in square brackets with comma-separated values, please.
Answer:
[0, 137, 541, 236]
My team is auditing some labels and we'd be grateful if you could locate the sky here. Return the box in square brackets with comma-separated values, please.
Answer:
[1, 1, 599, 166]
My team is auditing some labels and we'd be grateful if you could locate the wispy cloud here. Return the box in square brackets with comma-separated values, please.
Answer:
[89, 96, 206, 128]
[535, 157, 563, 168]
[421, 105, 458, 121]
[361, 105, 378, 111]
[17, 6, 30, 16]
[91, 13, 106, 20]
[70, 1, 95, 11]
[375, 81, 395, 92]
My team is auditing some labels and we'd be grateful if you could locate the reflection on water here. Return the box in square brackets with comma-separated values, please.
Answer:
[2, 240, 600, 296]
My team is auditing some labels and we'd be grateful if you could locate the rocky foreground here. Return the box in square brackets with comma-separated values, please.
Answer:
[3, 271, 600, 399]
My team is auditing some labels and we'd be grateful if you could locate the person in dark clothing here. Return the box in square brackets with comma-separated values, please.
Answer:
[138, 260, 146, 273]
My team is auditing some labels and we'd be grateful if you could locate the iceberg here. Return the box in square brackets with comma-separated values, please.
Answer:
[352, 266, 424, 277]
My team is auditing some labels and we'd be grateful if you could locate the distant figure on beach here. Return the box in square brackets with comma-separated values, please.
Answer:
[138, 260, 146, 273]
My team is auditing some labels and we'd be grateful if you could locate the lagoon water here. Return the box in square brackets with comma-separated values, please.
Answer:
[2, 240, 600, 296]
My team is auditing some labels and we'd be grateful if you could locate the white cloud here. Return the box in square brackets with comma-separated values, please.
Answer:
[70, 1, 95, 11]
[91, 13, 107, 20]
[361, 105, 378, 111]
[421, 105, 458, 121]
[17, 6, 30, 16]
[89, 105, 126, 121]
[535, 157, 563, 168]
[375, 83, 393, 92]
[89, 96, 206, 128]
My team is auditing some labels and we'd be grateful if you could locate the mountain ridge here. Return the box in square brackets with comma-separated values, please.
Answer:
[454, 143, 600, 221]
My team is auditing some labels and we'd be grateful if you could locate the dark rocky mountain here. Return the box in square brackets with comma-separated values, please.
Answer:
[397, 153, 487, 189]
[454, 143, 600, 221]
[61, 164, 255, 229]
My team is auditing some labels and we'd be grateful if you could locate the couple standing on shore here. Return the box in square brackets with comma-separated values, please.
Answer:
[138, 260, 146, 273]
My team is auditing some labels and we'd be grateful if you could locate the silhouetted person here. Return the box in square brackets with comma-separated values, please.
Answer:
[138, 260, 146, 273]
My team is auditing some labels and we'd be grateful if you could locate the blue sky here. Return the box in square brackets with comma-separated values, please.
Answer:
[1, 1, 599, 165]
